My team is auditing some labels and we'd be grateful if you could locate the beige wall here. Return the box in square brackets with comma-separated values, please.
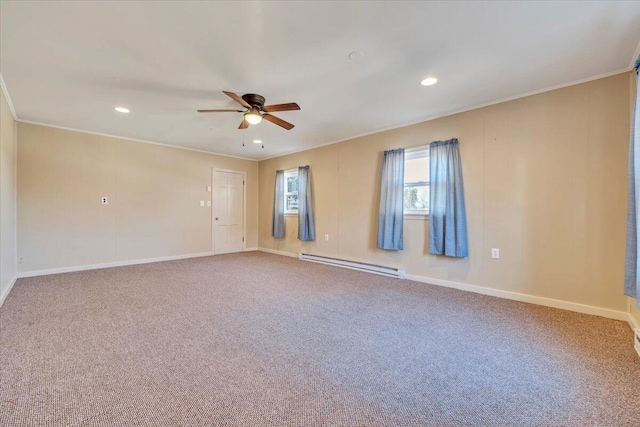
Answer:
[17, 123, 258, 272]
[259, 73, 631, 312]
[1, 83, 17, 303]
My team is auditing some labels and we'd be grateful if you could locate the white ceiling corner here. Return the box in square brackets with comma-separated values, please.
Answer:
[0, 73, 17, 120]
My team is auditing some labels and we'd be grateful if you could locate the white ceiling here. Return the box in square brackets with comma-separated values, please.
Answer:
[2, 1, 640, 160]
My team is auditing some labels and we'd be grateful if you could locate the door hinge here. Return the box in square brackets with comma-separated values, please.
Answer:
[242, 237, 245, 242]
[243, 180, 245, 185]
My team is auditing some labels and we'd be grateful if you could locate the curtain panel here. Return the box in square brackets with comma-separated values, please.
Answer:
[428, 138, 468, 257]
[377, 148, 405, 250]
[625, 60, 640, 305]
[272, 170, 285, 238]
[298, 166, 316, 241]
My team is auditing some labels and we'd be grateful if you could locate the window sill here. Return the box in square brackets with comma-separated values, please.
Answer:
[404, 213, 429, 221]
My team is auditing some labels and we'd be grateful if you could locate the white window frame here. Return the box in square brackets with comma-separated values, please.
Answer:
[284, 168, 299, 215]
[404, 145, 430, 220]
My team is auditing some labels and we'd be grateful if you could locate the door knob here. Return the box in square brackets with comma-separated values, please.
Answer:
[215, 217, 219, 220]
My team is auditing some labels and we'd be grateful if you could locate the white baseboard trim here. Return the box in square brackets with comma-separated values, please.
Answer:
[258, 247, 299, 258]
[17, 252, 214, 278]
[406, 273, 629, 322]
[0, 274, 18, 308]
[245, 247, 259, 252]
[256, 249, 631, 324]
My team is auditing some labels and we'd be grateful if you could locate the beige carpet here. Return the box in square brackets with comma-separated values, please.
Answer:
[1, 252, 639, 426]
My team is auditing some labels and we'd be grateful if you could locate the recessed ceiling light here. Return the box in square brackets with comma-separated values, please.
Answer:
[421, 77, 438, 86]
[348, 51, 364, 61]
[253, 139, 262, 144]
[114, 107, 130, 113]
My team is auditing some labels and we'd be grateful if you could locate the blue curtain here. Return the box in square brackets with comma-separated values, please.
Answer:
[429, 139, 468, 257]
[625, 60, 640, 305]
[377, 149, 405, 250]
[298, 166, 316, 241]
[272, 170, 285, 238]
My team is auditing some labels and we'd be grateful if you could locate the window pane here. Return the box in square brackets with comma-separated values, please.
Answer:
[286, 194, 298, 211]
[404, 186, 429, 210]
[287, 176, 298, 193]
[404, 155, 429, 184]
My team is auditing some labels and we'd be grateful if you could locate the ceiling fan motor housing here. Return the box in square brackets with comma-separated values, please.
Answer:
[241, 94, 266, 109]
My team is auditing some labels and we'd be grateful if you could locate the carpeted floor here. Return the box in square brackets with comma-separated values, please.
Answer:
[1, 252, 639, 426]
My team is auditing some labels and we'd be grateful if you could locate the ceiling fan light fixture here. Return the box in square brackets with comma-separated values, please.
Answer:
[244, 108, 263, 125]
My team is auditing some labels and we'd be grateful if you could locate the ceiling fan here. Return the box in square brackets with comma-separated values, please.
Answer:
[198, 91, 300, 130]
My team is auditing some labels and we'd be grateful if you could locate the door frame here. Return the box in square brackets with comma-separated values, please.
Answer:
[211, 168, 247, 255]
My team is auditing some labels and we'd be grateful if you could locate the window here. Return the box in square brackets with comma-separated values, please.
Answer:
[404, 147, 429, 215]
[284, 169, 298, 214]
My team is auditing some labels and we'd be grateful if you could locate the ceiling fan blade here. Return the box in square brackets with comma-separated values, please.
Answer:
[262, 103, 300, 112]
[238, 118, 249, 129]
[197, 109, 243, 113]
[263, 113, 294, 130]
[223, 91, 251, 109]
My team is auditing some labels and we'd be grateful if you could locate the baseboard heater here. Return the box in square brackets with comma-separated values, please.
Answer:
[299, 253, 406, 279]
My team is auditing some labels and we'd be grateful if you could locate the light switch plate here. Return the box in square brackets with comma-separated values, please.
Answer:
[207, 201, 211, 207]
[200, 200, 205, 207]
[206, 186, 211, 192]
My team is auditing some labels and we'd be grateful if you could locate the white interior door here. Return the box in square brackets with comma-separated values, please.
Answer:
[213, 170, 244, 255]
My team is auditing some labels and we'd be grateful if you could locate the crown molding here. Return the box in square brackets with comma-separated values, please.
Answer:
[15, 119, 257, 162]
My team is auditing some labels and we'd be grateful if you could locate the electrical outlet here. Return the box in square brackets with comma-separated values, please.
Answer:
[491, 248, 500, 259]
[101, 197, 108, 205]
